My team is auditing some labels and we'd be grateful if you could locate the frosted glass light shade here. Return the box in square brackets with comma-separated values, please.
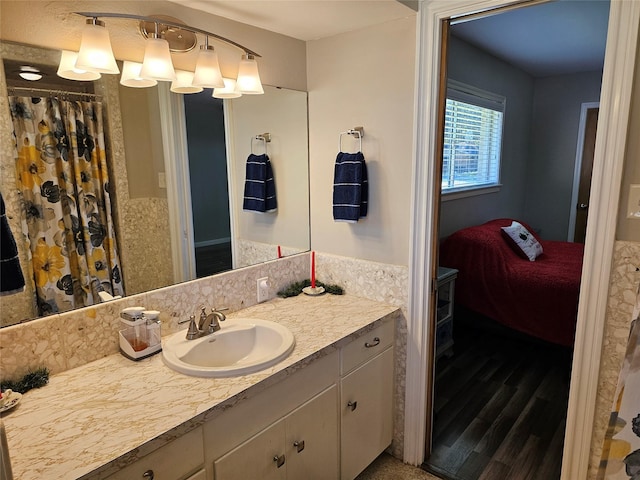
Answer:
[120, 61, 157, 88]
[75, 20, 119, 74]
[171, 70, 203, 94]
[192, 46, 224, 88]
[19, 70, 42, 81]
[57, 51, 102, 81]
[213, 78, 242, 99]
[236, 54, 263, 94]
[139, 37, 176, 82]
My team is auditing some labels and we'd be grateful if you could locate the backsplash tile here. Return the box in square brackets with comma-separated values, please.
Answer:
[0, 254, 309, 380]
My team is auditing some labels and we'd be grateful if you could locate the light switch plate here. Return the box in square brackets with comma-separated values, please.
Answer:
[628, 184, 640, 219]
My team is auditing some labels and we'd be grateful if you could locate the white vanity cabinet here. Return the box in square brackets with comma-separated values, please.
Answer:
[203, 318, 394, 480]
[204, 351, 340, 480]
[104, 426, 204, 480]
[340, 321, 395, 480]
[213, 385, 338, 480]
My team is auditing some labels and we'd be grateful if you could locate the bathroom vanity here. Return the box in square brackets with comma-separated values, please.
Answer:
[1, 294, 398, 480]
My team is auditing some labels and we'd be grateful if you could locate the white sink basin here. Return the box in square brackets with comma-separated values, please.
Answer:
[162, 318, 295, 377]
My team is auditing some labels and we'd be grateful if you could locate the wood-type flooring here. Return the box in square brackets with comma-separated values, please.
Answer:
[423, 320, 572, 480]
[195, 242, 233, 278]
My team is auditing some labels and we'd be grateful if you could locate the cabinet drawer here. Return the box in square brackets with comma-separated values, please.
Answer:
[105, 426, 203, 480]
[341, 320, 394, 375]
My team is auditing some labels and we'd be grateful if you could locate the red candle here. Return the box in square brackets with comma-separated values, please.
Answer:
[311, 251, 316, 288]
[277, 245, 282, 258]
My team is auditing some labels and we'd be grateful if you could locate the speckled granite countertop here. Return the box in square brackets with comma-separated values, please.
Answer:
[1, 294, 399, 480]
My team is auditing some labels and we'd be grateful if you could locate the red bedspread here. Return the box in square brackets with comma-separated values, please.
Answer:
[439, 219, 584, 347]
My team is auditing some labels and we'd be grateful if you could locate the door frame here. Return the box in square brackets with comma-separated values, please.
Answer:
[568, 101, 600, 242]
[158, 82, 197, 283]
[404, 3, 640, 480]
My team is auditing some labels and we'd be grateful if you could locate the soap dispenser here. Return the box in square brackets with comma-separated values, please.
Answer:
[118, 307, 162, 360]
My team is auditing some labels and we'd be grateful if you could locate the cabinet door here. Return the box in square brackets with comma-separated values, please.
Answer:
[186, 469, 206, 480]
[105, 427, 203, 480]
[214, 421, 286, 480]
[285, 385, 339, 480]
[340, 347, 394, 480]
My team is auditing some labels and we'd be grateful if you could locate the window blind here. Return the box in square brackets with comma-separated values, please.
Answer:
[442, 82, 505, 192]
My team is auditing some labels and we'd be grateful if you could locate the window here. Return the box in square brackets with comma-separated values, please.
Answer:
[442, 81, 505, 193]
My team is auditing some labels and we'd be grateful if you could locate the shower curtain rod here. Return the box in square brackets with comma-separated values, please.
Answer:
[7, 86, 102, 101]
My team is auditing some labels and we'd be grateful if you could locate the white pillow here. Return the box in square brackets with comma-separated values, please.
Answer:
[501, 221, 543, 261]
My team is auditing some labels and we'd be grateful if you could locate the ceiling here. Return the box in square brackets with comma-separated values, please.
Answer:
[168, 0, 609, 77]
[452, 0, 610, 77]
[166, 0, 416, 41]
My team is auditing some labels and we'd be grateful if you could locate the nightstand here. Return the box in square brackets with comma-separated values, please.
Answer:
[436, 266, 458, 359]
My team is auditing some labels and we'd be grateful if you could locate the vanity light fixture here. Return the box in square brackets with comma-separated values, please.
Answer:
[212, 78, 242, 99]
[171, 70, 203, 94]
[75, 18, 120, 74]
[120, 61, 157, 88]
[236, 54, 264, 95]
[57, 50, 101, 81]
[192, 37, 225, 88]
[139, 23, 177, 82]
[62, 12, 264, 95]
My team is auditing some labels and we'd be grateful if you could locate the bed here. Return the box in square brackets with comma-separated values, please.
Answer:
[439, 218, 584, 347]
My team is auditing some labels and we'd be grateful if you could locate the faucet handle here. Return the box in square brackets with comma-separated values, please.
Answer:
[186, 315, 200, 340]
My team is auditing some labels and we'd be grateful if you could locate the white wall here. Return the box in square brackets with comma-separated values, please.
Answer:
[524, 71, 602, 240]
[229, 86, 310, 251]
[307, 15, 417, 266]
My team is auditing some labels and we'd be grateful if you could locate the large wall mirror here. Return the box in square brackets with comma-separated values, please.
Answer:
[0, 40, 310, 327]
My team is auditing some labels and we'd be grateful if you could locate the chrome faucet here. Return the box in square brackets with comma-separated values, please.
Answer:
[185, 306, 227, 340]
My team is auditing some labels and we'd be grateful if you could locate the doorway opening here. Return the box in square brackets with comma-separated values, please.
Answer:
[182, 92, 233, 277]
[422, 1, 609, 479]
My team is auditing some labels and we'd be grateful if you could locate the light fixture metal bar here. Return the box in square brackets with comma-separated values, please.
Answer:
[74, 12, 261, 57]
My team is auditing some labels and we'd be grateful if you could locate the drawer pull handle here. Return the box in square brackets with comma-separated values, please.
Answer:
[142, 470, 154, 480]
[294, 440, 305, 453]
[274, 454, 286, 468]
[347, 400, 358, 411]
[365, 337, 380, 348]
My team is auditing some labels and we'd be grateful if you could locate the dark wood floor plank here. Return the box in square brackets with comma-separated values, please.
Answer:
[535, 418, 566, 480]
[507, 435, 543, 480]
[439, 417, 493, 473]
[426, 324, 570, 480]
[435, 381, 497, 447]
[456, 451, 492, 480]
[493, 397, 548, 465]
[476, 381, 517, 424]
[477, 459, 511, 480]
[473, 410, 517, 458]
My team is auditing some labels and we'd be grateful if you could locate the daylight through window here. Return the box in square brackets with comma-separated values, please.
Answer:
[442, 81, 505, 193]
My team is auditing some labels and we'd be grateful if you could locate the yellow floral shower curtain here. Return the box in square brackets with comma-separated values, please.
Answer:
[9, 95, 123, 316]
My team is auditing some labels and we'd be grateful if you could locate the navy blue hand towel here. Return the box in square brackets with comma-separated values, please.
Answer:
[0, 192, 25, 296]
[333, 152, 368, 222]
[243, 153, 277, 213]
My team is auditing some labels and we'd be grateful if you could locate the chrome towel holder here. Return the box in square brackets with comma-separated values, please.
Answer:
[251, 132, 271, 155]
[339, 126, 364, 153]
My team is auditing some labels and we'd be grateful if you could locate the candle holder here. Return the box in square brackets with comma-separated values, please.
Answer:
[302, 285, 325, 296]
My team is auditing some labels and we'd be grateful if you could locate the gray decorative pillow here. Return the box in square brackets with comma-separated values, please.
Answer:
[501, 221, 543, 261]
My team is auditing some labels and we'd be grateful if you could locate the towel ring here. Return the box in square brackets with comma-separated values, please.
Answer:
[251, 133, 271, 155]
[339, 127, 364, 153]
